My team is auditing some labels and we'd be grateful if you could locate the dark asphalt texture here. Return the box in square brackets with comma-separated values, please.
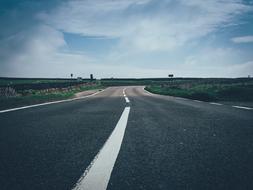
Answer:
[108, 87, 253, 190]
[1, 86, 253, 190]
[0, 87, 126, 190]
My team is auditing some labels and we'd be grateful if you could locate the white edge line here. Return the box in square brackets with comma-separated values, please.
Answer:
[143, 87, 192, 102]
[0, 89, 105, 113]
[143, 86, 188, 101]
[210, 102, 223, 106]
[143, 87, 155, 96]
[232, 105, 253, 110]
[193, 100, 202, 102]
[143, 87, 252, 110]
[72, 106, 131, 190]
[176, 97, 188, 100]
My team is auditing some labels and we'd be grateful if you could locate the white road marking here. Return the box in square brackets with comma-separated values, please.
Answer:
[143, 87, 155, 96]
[142, 87, 253, 111]
[176, 97, 188, 100]
[232, 105, 253, 110]
[210, 102, 223, 106]
[72, 107, 130, 190]
[125, 97, 130, 103]
[122, 88, 130, 103]
[123, 88, 126, 95]
[0, 89, 105, 114]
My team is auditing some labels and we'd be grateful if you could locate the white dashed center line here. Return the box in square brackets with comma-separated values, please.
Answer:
[125, 97, 130, 103]
[123, 88, 126, 95]
[123, 88, 130, 103]
[72, 88, 131, 190]
[72, 107, 130, 190]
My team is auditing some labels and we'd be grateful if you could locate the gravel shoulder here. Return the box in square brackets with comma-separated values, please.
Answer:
[74, 89, 103, 98]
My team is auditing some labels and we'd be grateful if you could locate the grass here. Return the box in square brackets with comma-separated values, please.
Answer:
[0, 78, 75, 86]
[145, 81, 253, 102]
[1, 77, 253, 109]
[0, 84, 104, 110]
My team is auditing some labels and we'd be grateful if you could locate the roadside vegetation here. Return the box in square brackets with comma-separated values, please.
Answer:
[145, 78, 253, 102]
[0, 78, 103, 110]
[0, 78, 74, 86]
[1, 77, 253, 110]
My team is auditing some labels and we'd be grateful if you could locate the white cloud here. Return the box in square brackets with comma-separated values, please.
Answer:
[0, 25, 94, 77]
[226, 61, 253, 76]
[182, 47, 253, 77]
[1, 0, 253, 78]
[231, 35, 253, 43]
[184, 47, 243, 66]
[40, 0, 252, 51]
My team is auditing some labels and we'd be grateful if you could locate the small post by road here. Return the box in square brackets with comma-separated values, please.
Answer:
[168, 74, 174, 78]
[168, 74, 174, 86]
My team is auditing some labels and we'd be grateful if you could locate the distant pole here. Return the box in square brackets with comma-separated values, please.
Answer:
[71, 73, 73, 79]
[90, 74, 94, 80]
[168, 74, 174, 78]
[168, 74, 174, 84]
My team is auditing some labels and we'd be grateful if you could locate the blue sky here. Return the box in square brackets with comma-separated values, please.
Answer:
[0, 0, 253, 78]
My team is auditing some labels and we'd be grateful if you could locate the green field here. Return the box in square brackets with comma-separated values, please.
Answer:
[0, 78, 78, 86]
[1, 77, 253, 110]
[145, 78, 253, 102]
[0, 78, 103, 110]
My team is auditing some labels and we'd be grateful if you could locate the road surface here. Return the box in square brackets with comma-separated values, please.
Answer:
[0, 86, 253, 190]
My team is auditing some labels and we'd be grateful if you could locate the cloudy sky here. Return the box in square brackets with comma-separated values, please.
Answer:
[0, 0, 253, 78]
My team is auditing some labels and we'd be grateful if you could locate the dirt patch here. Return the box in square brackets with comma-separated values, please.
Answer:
[74, 89, 102, 98]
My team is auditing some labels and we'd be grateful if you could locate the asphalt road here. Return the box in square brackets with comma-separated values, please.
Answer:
[0, 86, 253, 190]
